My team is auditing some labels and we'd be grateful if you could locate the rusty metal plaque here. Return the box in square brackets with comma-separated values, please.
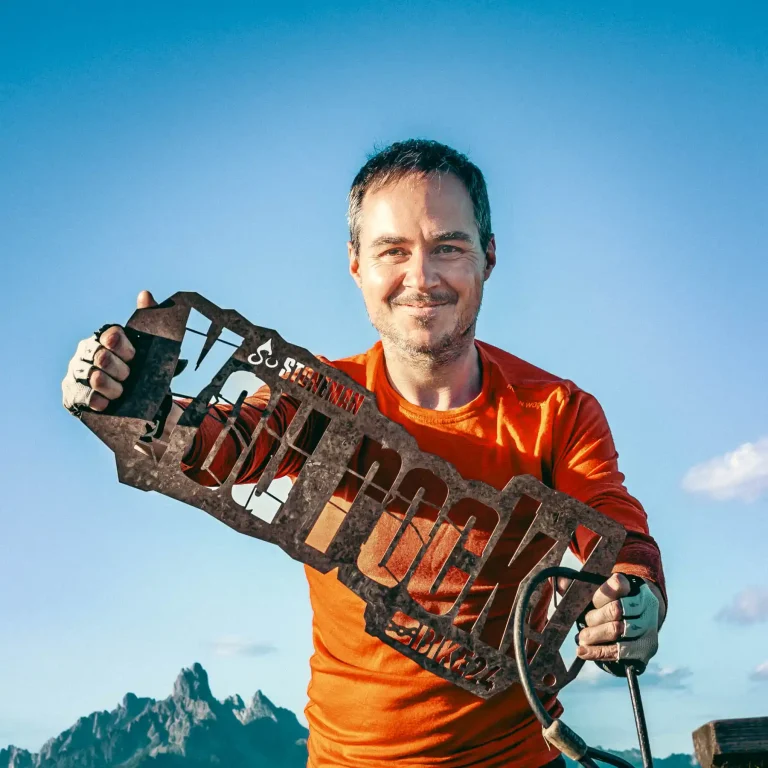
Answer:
[80, 292, 626, 699]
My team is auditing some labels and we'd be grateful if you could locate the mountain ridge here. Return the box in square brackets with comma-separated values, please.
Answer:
[0, 663, 307, 768]
[1, 664, 696, 767]
[563, 749, 696, 768]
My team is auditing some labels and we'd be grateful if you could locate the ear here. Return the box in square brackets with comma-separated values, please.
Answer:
[483, 235, 497, 281]
[348, 241, 363, 288]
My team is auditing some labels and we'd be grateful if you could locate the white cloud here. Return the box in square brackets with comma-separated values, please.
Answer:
[577, 662, 618, 686]
[717, 587, 768, 624]
[642, 665, 693, 689]
[210, 636, 277, 658]
[749, 661, 768, 683]
[575, 662, 692, 690]
[682, 437, 768, 502]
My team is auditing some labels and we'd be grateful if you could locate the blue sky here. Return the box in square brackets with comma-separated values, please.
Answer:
[1, 0, 767, 758]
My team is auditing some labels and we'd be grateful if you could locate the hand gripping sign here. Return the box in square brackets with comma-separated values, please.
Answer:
[80, 292, 626, 700]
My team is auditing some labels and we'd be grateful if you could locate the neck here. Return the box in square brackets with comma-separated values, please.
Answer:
[380, 337, 483, 410]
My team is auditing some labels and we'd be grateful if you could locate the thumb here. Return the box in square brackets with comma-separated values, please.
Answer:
[137, 290, 158, 309]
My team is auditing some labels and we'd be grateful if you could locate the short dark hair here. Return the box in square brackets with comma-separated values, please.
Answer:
[347, 139, 492, 255]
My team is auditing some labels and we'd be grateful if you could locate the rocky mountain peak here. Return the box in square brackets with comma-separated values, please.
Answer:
[248, 690, 278, 721]
[122, 692, 138, 709]
[172, 662, 214, 703]
[0, 664, 696, 768]
[0, 746, 34, 768]
[223, 693, 245, 709]
[1, 664, 310, 768]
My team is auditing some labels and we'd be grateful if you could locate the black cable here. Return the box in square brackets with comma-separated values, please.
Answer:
[512, 565, 643, 768]
[512, 566, 606, 728]
[626, 665, 653, 768]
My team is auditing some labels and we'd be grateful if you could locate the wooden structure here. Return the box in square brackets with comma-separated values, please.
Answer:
[693, 717, 768, 768]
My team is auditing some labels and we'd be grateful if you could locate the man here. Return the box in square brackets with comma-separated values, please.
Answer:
[62, 139, 666, 768]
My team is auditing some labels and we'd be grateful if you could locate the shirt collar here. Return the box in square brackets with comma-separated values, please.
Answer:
[364, 339, 521, 410]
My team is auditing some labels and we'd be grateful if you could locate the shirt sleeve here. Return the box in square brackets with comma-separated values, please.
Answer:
[178, 354, 338, 489]
[551, 387, 667, 609]
[178, 386, 314, 487]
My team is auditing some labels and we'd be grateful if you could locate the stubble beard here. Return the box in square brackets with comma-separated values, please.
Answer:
[370, 287, 484, 371]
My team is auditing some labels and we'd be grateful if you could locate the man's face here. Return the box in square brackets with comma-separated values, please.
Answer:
[348, 172, 495, 362]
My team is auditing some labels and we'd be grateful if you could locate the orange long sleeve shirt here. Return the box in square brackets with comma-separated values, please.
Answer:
[182, 340, 666, 768]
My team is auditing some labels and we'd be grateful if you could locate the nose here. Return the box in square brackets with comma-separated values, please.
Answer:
[401, 248, 440, 292]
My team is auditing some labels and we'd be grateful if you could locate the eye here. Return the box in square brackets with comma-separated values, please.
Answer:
[436, 244, 461, 254]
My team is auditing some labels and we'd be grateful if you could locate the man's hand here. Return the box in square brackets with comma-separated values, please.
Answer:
[575, 573, 665, 668]
[62, 290, 157, 414]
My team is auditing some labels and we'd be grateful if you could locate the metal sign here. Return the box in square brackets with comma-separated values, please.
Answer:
[81, 292, 626, 699]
